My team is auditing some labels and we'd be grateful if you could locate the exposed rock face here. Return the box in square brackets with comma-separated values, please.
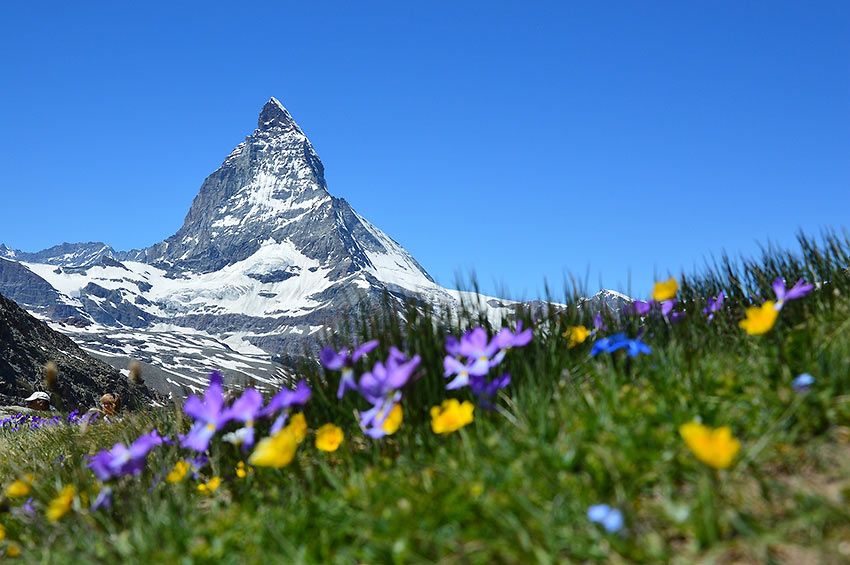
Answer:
[0, 291, 161, 409]
[0, 97, 629, 394]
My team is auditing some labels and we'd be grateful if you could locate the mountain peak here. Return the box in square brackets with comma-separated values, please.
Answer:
[258, 97, 301, 133]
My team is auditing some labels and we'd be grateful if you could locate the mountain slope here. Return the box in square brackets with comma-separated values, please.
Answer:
[0, 290, 160, 408]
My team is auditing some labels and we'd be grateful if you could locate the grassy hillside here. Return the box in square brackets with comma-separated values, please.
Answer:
[1, 232, 849, 563]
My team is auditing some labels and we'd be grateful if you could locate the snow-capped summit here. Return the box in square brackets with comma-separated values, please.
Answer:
[258, 97, 302, 133]
[0, 97, 455, 392]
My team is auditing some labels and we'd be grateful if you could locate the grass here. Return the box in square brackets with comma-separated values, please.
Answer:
[1, 230, 850, 563]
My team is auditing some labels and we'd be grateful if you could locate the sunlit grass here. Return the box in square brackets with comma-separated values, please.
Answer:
[1, 231, 849, 562]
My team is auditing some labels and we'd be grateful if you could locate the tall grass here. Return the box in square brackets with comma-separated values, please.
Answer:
[1, 230, 849, 563]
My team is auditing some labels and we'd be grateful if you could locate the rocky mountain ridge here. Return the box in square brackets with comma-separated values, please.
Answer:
[0, 98, 630, 394]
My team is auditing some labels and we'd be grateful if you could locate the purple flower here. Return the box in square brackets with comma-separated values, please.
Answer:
[180, 371, 232, 452]
[593, 313, 606, 331]
[773, 277, 814, 309]
[91, 487, 112, 511]
[445, 335, 460, 357]
[703, 291, 725, 322]
[358, 351, 420, 405]
[356, 349, 420, 437]
[494, 320, 533, 351]
[457, 327, 505, 374]
[359, 392, 402, 439]
[629, 300, 652, 316]
[260, 380, 311, 433]
[587, 504, 624, 533]
[320, 339, 378, 398]
[792, 373, 815, 392]
[221, 388, 264, 448]
[470, 372, 511, 410]
[660, 300, 685, 323]
[88, 430, 165, 481]
[443, 355, 488, 390]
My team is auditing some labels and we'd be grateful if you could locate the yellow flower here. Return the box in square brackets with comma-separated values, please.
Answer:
[739, 301, 779, 335]
[0, 522, 5, 542]
[166, 460, 190, 483]
[7, 542, 21, 557]
[652, 277, 678, 301]
[381, 404, 403, 435]
[680, 421, 741, 469]
[236, 461, 253, 478]
[287, 413, 307, 443]
[430, 399, 475, 435]
[46, 485, 75, 522]
[197, 477, 221, 494]
[249, 427, 298, 468]
[315, 424, 344, 452]
[5, 474, 34, 498]
[564, 325, 590, 348]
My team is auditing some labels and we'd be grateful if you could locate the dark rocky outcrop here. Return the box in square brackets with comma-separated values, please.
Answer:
[0, 291, 161, 409]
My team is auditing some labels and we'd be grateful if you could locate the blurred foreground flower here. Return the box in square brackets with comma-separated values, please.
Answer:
[430, 399, 474, 434]
[320, 339, 379, 399]
[358, 348, 420, 438]
[91, 487, 112, 511]
[166, 460, 190, 483]
[739, 301, 779, 335]
[180, 371, 230, 452]
[773, 277, 813, 309]
[46, 485, 75, 522]
[236, 461, 253, 478]
[249, 428, 298, 468]
[792, 373, 815, 392]
[262, 380, 311, 434]
[564, 325, 590, 349]
[315, 424, 344, 452]
[197, 477, 221, 495]
[703, 291, 725, 322]
[88, 430, 165, 481]
[652, 277, 678, 301]
[680, 421, 740, 469]
[4, 474, 33, 498]
[587, 504, 624, 533]
[590, 334, 651, 357]
[220, 388, 264, 449]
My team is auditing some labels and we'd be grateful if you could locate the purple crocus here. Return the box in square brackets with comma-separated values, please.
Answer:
[180, 371, 231, 452]
[261, 380, 312, 433]
[320, 339, 379, 398]
[88, 429, 165, 481]
[221, 388, 264, 448]
[703, 291, 725, 322]
[773, 277, 814, 309]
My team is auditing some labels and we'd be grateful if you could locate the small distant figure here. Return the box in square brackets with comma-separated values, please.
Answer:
[25, 391, 51, 411]
[100, 393, 121, 416]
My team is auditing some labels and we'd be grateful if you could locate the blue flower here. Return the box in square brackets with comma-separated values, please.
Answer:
[792, 373, 815, 392]
[587, 504, 624, 533]
[591, 334, 651, 357]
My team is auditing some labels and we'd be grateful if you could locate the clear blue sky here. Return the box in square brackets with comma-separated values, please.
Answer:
[1, 1, 848, 299]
